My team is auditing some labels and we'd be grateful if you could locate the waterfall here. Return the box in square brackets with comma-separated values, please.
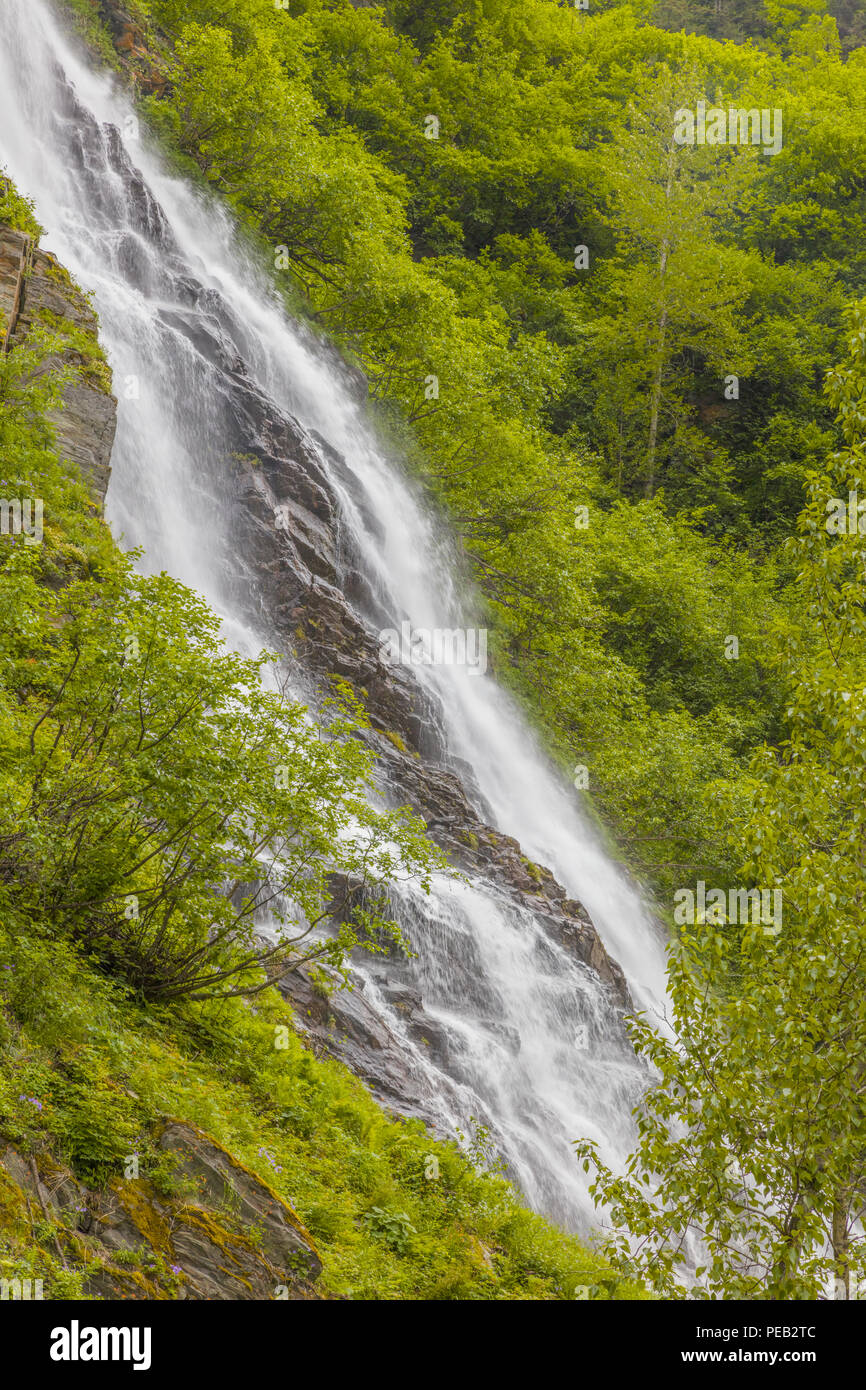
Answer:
[0, 0, 670, 1231]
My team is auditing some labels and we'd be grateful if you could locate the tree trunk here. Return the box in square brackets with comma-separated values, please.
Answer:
[645, 289, 668, 499]
[645, 146, 675, 499]
[832, 1193, 850, 1299]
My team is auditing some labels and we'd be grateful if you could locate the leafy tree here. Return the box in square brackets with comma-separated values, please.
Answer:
[0, 302, 442, 1003]
[575, 307, 866, 1298]
[828, 0, 866, 49]
[582, 69, 756, 498]
[0, 559, 442, 1001]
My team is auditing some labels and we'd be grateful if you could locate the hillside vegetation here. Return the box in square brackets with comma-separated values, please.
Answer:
[0, 181, 642, 1300]
[4, 0, 866, 1298]
[57, 0, 866, 910]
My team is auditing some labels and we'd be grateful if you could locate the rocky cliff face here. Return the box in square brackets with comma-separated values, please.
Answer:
[0, 35, 632, 1133]
[223, 377, 630, 1005]
[156, 281, 631, 1118]
[2, 4, 637, 1163]
[0, 226, 29, 352]
[0, 221, 116, 504]
[0, 1123, 321, 1300]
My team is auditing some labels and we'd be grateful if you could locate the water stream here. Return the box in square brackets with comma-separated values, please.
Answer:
[0, 0, 670, 1231]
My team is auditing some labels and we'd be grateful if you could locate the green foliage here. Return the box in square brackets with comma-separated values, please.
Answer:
[651, 0, 866, 46]
[32, 309, 114, 395]
[0, 545, 442, 1002]
[576, 310, 866, 1297]
[0, 175, 42, 241]
[93, 0, 866, 907]
[26, 0, 866, 1298]
[0, 908, 641, 1300]
[0, 168, 642, 1300]
[362, 1205, 417, 1254]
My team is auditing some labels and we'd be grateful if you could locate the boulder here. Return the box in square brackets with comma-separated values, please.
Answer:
[0, 1126, 322, 1301]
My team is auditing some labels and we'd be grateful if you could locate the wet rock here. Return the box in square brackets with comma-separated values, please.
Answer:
[97, 1, 170, 96]
[0, 1125, 322, 1301]
[483, 1020, 522, 1055]
[374, 982, 452, 1060]
[98, 3, 148, 57]
[278, 965, 445, 1127]
[1, 234, 117, 506]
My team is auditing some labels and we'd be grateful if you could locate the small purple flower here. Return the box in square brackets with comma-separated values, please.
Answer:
[170, 1265, 182, 1276]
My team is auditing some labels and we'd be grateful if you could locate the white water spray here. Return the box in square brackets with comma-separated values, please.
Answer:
[0, 0, 670, 1230]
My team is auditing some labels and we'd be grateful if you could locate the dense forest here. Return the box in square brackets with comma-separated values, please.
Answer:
[2, 0, 866, 1314]
[104, 0, 866, 912]
[653, 0, 866, 47]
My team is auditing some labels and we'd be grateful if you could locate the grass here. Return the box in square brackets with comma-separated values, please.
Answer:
[0, 139, 646, 1307]
[0, 915, 646, 1300]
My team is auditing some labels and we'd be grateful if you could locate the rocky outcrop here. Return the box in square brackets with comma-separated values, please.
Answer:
[0, 1122, 321, 1300]
[0, 223, 116, 506]
[72, 0, 631, 1018]
[215, 361, 631, 1010]
[0, 225, 29, 353]
[283, 964, 447, 1125]
[95, 1, 170, 96]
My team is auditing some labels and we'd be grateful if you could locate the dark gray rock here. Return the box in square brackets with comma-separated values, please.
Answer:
[3, 236, 117, 505]
[0, 1125, 322, 1302]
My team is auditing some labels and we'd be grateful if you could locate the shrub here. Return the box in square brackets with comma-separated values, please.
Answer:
[0, 552, 443, 1002]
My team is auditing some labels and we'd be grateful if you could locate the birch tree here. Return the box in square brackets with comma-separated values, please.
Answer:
[588, 69, 755, 497]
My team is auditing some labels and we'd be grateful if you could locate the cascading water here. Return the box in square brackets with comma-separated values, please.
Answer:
[0, 0, 670, 1231]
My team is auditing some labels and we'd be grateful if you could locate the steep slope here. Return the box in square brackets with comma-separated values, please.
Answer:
[0, 0, 673, 1236]
[0, 188, 644, 1300]
[0, 220, 116, 501]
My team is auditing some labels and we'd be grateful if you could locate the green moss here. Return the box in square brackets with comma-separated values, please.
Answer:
[112, 1178, 173, 1256]
[0, 1168, 29, 1242]
[0, 917, 644, 1300]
